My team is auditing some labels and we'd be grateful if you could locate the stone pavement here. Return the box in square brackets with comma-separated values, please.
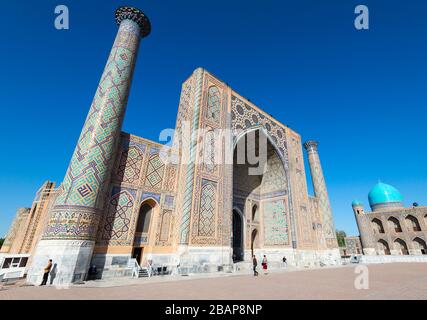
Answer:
[0, 263, 426, 300]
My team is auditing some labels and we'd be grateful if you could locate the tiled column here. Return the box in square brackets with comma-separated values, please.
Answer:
[303, 141, 338, 249]
[27, 7, 151, 285]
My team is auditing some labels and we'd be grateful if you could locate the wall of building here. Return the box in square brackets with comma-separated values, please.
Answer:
[2, 68, 341, 279]
[91, 134, 179, 276]
[1, 182, 56, 256]
[355, 206, 427, 255]
[1, 208, 30, 253]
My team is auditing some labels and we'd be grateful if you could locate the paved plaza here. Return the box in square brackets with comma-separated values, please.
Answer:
[0, 263, 426, 300]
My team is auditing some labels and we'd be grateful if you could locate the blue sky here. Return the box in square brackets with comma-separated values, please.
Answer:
[1, 0, 426, 237]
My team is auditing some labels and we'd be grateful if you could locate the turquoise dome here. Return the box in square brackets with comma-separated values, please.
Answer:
[352, 200, 363, 207]
[368, 182, 403, 207]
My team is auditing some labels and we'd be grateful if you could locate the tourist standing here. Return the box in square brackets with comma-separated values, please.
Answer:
[262, 255, 268, 275]
[252, 255, 259, 276]
[40, 259, 52, 286]
[282, 256, 287, 268]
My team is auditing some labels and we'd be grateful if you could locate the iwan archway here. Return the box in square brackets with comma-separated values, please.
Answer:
[232, 128, 293, 262]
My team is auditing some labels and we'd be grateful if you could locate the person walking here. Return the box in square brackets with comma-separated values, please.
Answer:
[262, 255, 268, 275]
[282, 256, 287, 268]
[40, 259, 52, 286]
[252, 255, 259, 276]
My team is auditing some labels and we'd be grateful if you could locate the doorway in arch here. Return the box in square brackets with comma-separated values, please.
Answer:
[133, 199, 157, 265]
[251, 229, 259, 257]
[232, 209, 243, 262]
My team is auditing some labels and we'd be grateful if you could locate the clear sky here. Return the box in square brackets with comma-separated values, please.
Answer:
[1, 0, 426, 237]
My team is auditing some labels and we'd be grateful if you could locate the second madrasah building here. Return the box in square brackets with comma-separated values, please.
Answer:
[352, 182, 427, 256]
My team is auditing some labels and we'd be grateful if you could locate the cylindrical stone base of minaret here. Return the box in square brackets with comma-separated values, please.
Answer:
[26, 239, 95, 286]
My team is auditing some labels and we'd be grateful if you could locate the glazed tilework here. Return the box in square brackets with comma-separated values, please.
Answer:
[179, 68, 204, 244]
[102, 187, 136, 241]
[43, 19, 142, 240]
[144, 153, 165, 189]
[263, 200, 289, 245]
[18, 56, 342, 277]
[197, 180, 217, 237]
[305, 142, 337, 247]
[231, 95, 289, 168]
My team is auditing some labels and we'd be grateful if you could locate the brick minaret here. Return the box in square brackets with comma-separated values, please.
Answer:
[303, 141, 338, 249]
[27, 7, 151, 285]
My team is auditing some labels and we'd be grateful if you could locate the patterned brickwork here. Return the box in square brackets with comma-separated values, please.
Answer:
[101, 187, 136, 244]
[163, 165, 177, 191]
[206, 86, 221, 123]
[144, 153, 165, 189]
[116, 146, 144, 184]
[289, 134, 315, 248]
[202, 129, 218, 174]
[260, 148, 287, 196]
[197, 180, 217, 237]
[231, 95, 289, 168]
[179, 68, 204, 244]
[189, 73, 227, 246]
[44, 19, 142, 241]
[304, 141, 337, 248]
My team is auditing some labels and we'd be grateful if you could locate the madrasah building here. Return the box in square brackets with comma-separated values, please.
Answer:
[352, 182, 427, 256]
[1, 6, 340, 285]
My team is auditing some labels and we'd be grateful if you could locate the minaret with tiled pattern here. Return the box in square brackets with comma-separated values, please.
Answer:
[303, 141, 338, 249]
[27, 7, 151, 285]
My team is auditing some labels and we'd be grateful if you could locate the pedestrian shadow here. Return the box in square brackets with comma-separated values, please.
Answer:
[49, 263, 58, 285]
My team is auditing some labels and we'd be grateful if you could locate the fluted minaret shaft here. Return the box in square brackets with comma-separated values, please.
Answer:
[27, 7, 150, 285]
[303, 141, 337, 249]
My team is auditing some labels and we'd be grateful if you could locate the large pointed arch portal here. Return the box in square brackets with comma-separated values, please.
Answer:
[232, 128, 293, 261]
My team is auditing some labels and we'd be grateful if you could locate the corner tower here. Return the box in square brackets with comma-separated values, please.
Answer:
[303, 140, 338, 249]
[27, 7, 151, 285]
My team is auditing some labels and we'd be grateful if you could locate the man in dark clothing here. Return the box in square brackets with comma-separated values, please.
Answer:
[252, 255, 259, 276]
[282, 256, 287, 267]
[40, 259, 52, 286]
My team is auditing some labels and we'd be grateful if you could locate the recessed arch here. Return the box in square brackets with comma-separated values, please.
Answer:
[377, 239, 391, 255]
[371, 218, 385, 234]
[232, 127, 296, 250]
[413, 237, 427, 255]
[132, 198, 159, 265]
[252, 204, 259, 222]
[394, 238, 409, 255]
[232, 209, 244, 262]
[136, 199, 157, 233]
[405, 215, 421, 232]
[388, 216, 402, 233]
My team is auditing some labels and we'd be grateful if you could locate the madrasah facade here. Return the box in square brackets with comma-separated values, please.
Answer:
[1, 7, 340, 285]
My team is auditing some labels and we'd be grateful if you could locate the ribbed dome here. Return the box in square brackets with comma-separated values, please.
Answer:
[368, 182, 403, 207]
